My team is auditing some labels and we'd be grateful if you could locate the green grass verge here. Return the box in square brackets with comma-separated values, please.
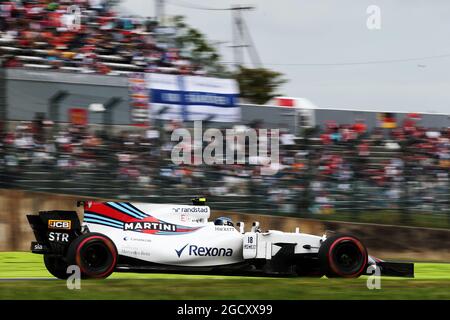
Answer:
[298, 211, 450, 229]
[0, 252, 449, 300]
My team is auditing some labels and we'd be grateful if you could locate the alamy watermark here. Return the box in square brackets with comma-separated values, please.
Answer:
[171, 121, 280, 175]
[366, 5, 381, 30]
[64, 5, 82, 31]
[366, 264, 381, 290]
[66, 265, 81, 290]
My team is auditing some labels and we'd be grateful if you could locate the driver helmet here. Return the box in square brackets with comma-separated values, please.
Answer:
[214, 216, 234, 227]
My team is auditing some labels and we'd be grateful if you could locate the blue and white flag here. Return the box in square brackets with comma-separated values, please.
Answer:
[145, 73, 241, 122]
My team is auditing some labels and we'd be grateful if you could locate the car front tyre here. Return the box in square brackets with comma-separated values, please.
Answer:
[318, 234, 368, 278]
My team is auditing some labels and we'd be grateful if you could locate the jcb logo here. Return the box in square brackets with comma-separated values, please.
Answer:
[48, 220, 71, 230]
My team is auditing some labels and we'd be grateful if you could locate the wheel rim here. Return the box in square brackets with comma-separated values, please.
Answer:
[79, 240, 114, 275]
[331, 240, 365, 275]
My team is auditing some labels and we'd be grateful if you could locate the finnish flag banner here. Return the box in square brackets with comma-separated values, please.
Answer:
[145, 73, 241, 122]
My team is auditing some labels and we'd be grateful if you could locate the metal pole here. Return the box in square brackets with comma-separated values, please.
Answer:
[155, 0, 165, 25]
[400, 141, 411, 224]
[0, 66, 7, 134]
[103, 97, 122, 136]
[232, 6, 243, 69]
[230, 5, 255, 70]
[48, 90, 69, 134]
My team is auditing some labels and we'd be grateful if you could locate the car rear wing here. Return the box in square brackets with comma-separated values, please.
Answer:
[27, 211, 82, 255]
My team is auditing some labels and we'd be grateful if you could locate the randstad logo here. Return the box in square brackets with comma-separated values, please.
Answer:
[175, 244, 233, 258]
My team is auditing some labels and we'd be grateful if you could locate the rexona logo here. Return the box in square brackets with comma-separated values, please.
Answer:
[48, 220, 71, 230]
[123, 222, 176, 232]
[175, 244, 233, 258]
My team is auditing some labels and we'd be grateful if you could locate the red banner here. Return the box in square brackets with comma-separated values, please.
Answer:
[69, 108, 88, 126]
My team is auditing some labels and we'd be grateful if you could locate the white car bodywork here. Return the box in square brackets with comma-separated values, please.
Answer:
[28, 200, 414, 279]
[83, 202, 325, 267]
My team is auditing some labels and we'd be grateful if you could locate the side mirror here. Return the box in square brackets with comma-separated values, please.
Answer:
[251, 221, 260, 233]
[236, 222, 244, 234]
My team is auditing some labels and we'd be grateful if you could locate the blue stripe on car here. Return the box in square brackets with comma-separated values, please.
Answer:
[118, 202, 148, 218]
[84, 213, 125, 226]
[107, 202, 144, 219]
[84, 218, 123, 229]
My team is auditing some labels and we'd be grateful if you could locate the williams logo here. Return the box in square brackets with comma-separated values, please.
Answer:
[175, 244, 233, 258]
[124, 222, 176, 232]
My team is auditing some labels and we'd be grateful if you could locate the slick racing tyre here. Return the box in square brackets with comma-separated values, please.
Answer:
[67, 233, 117, 279]
[44, 254, 70, 280]
[319, 234, 368, 278]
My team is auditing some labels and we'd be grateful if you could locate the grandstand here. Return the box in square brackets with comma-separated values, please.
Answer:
[0, 0, 204, 76]
[0, 117, 448, 226]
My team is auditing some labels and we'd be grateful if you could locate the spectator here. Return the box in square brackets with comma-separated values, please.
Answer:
[0, 0, 198, 75]
[0, 116, 448, 217]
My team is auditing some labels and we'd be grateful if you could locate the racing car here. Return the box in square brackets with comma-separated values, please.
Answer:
[27, 198, 414, 279]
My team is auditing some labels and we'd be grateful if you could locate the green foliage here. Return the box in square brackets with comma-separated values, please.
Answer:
[234, 66, 287, 104]
[0, 253, 449, 299]
[171, 15, 287, 102]
[172, 16, 228, 76]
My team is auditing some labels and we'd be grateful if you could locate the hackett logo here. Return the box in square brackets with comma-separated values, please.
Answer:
[175, 244, 233, 258]
[124, 222, 176, 232]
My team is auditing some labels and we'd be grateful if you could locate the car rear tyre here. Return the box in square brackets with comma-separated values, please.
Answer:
[44, 254, 70, 280]
[67, 233, 117, 279]
[319, 234, 368, 278]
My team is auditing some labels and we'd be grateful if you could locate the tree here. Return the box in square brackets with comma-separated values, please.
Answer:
[171, 16, 287, 103]
[172, 16, 228, 76]
[234, 66, 287, 105]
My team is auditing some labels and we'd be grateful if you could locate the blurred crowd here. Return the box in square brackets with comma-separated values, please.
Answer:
[0, 0, 204, 75]
[0, 116, 449, 216]
[305, 119, 449, 214]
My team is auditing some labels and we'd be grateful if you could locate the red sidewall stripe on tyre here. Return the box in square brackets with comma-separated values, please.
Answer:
[328, 236, 367, 277]
[75, 235, 117, 278]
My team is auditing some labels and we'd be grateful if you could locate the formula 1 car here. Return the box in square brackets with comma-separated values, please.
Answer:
[27, 198, 414, 279]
